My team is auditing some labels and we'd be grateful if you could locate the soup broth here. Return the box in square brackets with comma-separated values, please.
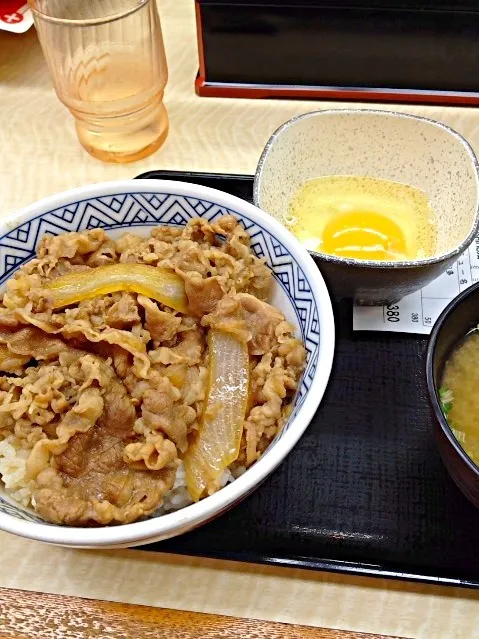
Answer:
[441, 331, 479, 465]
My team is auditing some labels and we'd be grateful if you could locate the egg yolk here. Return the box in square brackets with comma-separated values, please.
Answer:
[321, 210, 408, 261]
[285, 176, 436, 261]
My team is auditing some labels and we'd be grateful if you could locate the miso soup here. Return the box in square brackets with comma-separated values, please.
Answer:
[441, 331, 479, 465]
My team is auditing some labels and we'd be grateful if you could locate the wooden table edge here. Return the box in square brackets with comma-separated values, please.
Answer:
[0, 586, 406, 639]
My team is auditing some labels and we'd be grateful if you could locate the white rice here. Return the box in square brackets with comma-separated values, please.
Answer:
[0, 437, 34, 508]
[159, 463, 194, 513]
[158, 462, 244, 514]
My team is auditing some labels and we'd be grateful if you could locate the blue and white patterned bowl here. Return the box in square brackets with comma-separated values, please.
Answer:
[0, 180, 335, 548]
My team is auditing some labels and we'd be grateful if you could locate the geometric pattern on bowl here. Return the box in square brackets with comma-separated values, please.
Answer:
[0, 192, 320, 522]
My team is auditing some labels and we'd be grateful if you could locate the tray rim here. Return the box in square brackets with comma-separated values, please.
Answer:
[151, 548, 479, 589]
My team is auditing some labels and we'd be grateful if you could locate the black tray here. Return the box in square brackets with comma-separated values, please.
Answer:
[135, 170, 479, 589]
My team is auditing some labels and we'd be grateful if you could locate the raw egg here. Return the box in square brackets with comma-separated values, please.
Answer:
[286, 175, 436, 261]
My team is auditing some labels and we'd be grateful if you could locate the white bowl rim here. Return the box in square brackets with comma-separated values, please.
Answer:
[253, 108, 479, 270]
[0, 178, 335, 547]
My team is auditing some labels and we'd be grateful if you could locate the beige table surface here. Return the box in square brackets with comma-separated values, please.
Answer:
[1, 1, 479, 637]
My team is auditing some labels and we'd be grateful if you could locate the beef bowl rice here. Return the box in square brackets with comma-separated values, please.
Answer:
[0, 180, 334, 547]
[0, 216, 305, 525]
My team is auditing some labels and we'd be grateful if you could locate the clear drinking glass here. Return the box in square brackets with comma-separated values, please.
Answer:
[28, 0, 169, 163]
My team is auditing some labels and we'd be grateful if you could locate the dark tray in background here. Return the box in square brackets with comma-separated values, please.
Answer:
[136, 170, 479, 588]
[196, 0, 479, 105]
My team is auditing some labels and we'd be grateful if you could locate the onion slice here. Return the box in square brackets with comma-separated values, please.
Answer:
[45, 263, 188, 312]
[184, 329, 249, 501]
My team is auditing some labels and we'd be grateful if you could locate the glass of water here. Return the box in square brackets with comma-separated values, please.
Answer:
[28, 0, 169, 163]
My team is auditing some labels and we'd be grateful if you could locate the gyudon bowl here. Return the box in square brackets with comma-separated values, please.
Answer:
[0, 180, 334, 548]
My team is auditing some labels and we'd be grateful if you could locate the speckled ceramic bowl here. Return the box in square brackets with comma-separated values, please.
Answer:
[254, 110, 479, 305]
